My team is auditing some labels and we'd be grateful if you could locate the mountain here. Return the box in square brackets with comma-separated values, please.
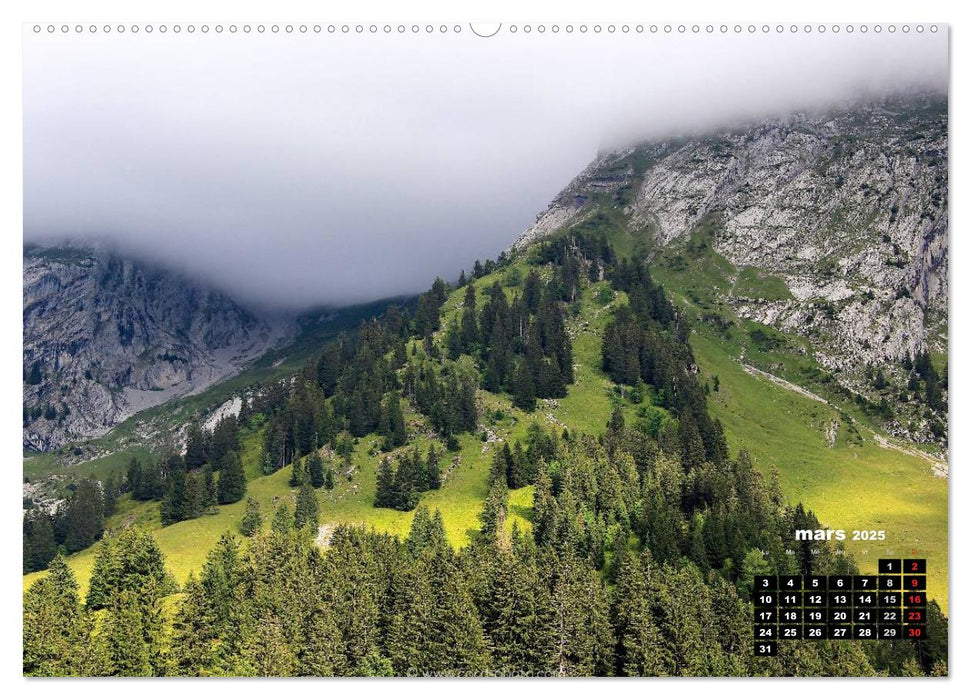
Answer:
[515, 94, 948, 447]
[22, 96, 948, 678]
[23, 244, 293, 451]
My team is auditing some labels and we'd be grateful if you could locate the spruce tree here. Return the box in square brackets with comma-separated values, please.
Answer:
[289, 457, 305, 487]
[63, 478, 105, 552]
[512, 359, 537, 412]
[86, 538, 120, 610]
[308, 451, 325, 489]
[23, 510, 57, 574]
[217, 450, 247, 505]
[23, 555, 89, 676]
[240, 497, 262, 536]
[294, 480, 320, 532]
[103, 589, 153, 676]
[161, 464, 187, 525]
[324, 466, 335, 491]
[184, 425, 209, 470]
[272, 503, 294, 534]
[380, 391, 408, 450]
[375, 457, 395, 508]
[426, 445, 441, 490]
[478, 479, 508, 544]
[202, 465, 218, 511]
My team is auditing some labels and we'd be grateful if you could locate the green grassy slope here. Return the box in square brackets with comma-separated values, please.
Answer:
[25, 237, 948, 614]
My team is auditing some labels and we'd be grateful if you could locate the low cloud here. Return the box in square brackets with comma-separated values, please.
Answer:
[23, 27, 948, 310]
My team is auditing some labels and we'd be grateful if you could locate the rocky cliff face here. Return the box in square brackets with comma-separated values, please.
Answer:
[515, 94, 947, 444]
[23, 245, 289, 451]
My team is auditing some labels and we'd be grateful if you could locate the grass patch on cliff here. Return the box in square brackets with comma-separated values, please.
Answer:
[733, 266, 793, 301]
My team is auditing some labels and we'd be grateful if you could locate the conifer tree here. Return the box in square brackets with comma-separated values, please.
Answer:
[203, 465, 218, 511]
[289, 457, 305, 487]
[426, 445, 441, 490]
[294, 480, 320, 532]
[532, 466, 558, 548]
[103, 472, 120, 516]
[63, 478, 105, 552]
[184, 470, 205, 520]
[612, 551, 664, 676]
[85, 538, 120, 610]
[23, 556, 89, 676]
[272, 503, 294, 533]
[460, 284, 479, 353]
[478, 479, 508, 545]
[103, 589, 153, 676]
[308, 451, 325, 489]
[161, 464, 187, 525]
[324, 466, 335, 491]
[299, 602, 344, 676]
[217, 450, 247, 505]
[380, 391, 408, 449]
[23, 510, 57, 574]
[512, 359, 537, 412]
[375, 457, 395, 508]
[170, 574, 216, 676]
[184, 424, 210, 470]
[240, 497, 262, 536]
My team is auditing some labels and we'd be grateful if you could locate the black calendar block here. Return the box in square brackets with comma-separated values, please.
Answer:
[755, 608, 777, 624]
[830, 591, 851, 607]
[904, 575, 926, 590]
[904, 559, 926, 574]
[879, 558, 902, 574]
[802, 591, 826, 607]
[828, 575, 851, 590]
[905, 592, 925, 606]
[804, 575, 826, 590]
[803, 609, 826, 624]
[879, 575, 900, 590]
[828, 625, 852, 640]
[880, 592, 901, 607]
[904, 625, 926, 640]
[753, 561, 932, 647]
[754, 625, 777, 640]
[904, 608, 926, 624]
[755, 592, 777, 607]
[880, 608, 901, 624]
[803, 624, 827, 640]
[754, 641, 777, 657]
[877, 625, 902, 640]
[755, 576, 777, 590]
[828, 608, 851, 624]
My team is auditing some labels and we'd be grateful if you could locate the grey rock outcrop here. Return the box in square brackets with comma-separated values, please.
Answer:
[23, 244, 290, 450]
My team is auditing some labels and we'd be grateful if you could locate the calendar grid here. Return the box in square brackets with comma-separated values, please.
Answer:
[753, 559, 927, 656]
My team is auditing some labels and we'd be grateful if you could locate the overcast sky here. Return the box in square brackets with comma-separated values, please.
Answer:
[23, 26, 947, 310]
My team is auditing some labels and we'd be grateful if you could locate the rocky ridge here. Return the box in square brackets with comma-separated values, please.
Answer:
[515, 94, 948, 444]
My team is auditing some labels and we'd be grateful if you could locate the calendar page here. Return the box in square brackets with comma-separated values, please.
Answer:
[20, 17, 948, 679]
